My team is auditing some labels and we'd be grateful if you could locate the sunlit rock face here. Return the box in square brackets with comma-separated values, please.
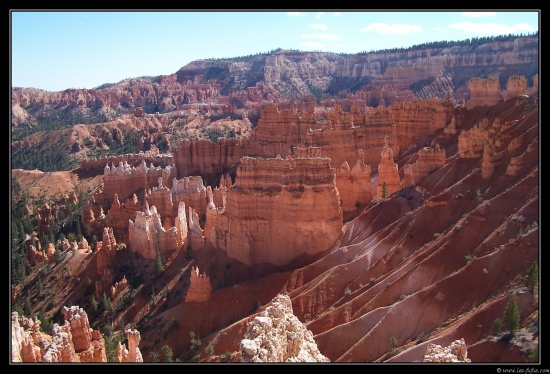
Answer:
[206, 156, 344, 266]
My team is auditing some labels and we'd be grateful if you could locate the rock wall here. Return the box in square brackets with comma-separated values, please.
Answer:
[185, 266, 212, 303]
[458, 119, 491, 158]
[206, 156, 343, 266]
[128, 202, 179, 260]
[466, 76, 503, 109]
[102, 160, 176, 205]
[335, 149, 372, 211]
[403, 145, 446, 187]
[172, 137, 254, 180]
[391, 97, 453, 152]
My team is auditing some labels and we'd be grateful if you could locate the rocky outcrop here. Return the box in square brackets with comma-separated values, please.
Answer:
[377, 142, 402, 198]
[206, 156, 343, 266]
[481, 142, 504, 179]
[239, 294, 330, 362]
[391, 97, 453, 152]
[185, 266, 212, 303]
[335, 149, 372, 211]
[116, 329, 143, 362]
[457, 120, 490, 158]
[11, 307, 107, 363]
[423, 339, 471, 362]
[466, 77, 503, 109]
[172, 137, 253, 180]
[128, 202, 179, 260]
[403, 144, 446, 187]
[103, 160, 176, 205]
[505, 75, 528, 100]
[12, 35, 538, 128]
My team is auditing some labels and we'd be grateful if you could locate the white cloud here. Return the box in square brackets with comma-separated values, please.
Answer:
[315, 12, 324, 19]
[300, 41, 325, 48]
[301, 33, 342, 41]
[449, 22, 536, 34]
[334, 12, 342, 16]
[310, 24, 327, 31]
[461, 12, 496, 18]
[287, 12, 305, 16]
[361, 23, 421, 35]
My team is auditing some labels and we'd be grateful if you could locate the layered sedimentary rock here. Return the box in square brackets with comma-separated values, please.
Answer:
[466, 77, 503, 109]
[11, 307, 107, 363]
[172, 137, 253, 180]
[457, 120, 491, 158]
[102, 193, 143, 246]
[403, 144, 446, 187]
[423, 339, 471, 363]
[110, 275, 129, 300]
[481, 142, 504, 179]
[96, 227, 120, 276]
[25, 245, 49, 267]
[251, 103, 398, 173]
[505, 75, 528, 100]
[239, 294, 330, 362]
[335, 149, 373, 211]
[128, 202, 179, 260]
[206, 156, 343, 266]
[391, 97, 453, 152]
[188, 206, 206, 250]
[116, 329, 143, 362]
[377, 142, 402, 198]
[185, 266, 212, 303]
[103, 160, 176, 205]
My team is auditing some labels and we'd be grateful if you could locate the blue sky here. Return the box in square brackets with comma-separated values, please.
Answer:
[10, 10, 539, 92]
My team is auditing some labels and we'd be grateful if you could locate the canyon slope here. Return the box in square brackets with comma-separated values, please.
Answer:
[11, 36, 539, 365]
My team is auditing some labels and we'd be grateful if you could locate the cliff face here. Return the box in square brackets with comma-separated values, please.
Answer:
[206, 156, 344, 266]
[11, 70, 538, 364]
[11, 35, 538, 127]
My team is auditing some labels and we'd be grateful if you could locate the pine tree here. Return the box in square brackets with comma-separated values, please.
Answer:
[503, 298, 520, 335]
[381, 182, 388, 199]
[161, 345, 174, 363]
[525, 261, 538, 293]
[154, 242, 164, 278]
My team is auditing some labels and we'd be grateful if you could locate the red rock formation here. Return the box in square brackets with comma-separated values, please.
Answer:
[172, 137, 253, 179]
[96, 227, 119, 276]
[185, 266, 212, 303]
[377, 142, 402, 198]
[128, 202, 179, 260]
[481, 142, 504, 179]
[102, 159, 176, 205]
[391, 97, 452, 153]
[116, 329, 143, 362]
[403, 144, 446, 187]
[458, 120, 491, 158]
[335, 149, 372, 211]
[188, 206, 206, 251]
[466, 77, 503, 109]
[505, 75, 528, 100]
[206, 156, 343, 266]
[25, 245, 47, 267]
[11, 307, 107, 363]
[110, 275, 129, 300]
